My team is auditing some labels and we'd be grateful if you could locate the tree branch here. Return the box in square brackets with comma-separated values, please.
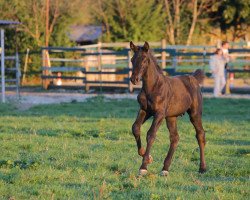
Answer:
[164, 0, 175, 44]
[32, 1, 40, 41]
[186, 0, 198, 45]
[49, 0, 59, 36]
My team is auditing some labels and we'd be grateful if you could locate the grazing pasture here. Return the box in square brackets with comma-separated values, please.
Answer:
[0, 96, 249, 199]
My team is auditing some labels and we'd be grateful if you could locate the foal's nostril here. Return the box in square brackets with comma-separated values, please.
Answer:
[130, 75, 138, 85]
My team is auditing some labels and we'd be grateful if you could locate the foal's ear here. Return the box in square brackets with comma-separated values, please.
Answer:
[143, 41, 150, 52]
[130, 41, 138, 52]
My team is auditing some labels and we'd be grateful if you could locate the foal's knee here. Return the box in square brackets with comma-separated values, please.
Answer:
[146, 133, 155, 143]
[132, 123, 140, 137]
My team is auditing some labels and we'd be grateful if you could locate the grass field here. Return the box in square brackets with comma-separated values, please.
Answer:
[0, 96, 249, 200]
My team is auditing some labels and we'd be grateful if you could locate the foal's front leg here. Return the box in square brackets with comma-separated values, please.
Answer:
[139, 112, 164, 175]
[132, 109, 149, 157]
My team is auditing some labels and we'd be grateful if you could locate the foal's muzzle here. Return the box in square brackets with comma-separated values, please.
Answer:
[130, 75, 140, 85]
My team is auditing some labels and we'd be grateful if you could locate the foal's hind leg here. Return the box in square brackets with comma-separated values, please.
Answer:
[161, 117, 179, 176]
[189, 113, 206, 173]
[132, 109, 150, 157]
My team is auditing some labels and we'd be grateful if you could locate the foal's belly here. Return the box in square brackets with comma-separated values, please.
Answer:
[144, 92, 192, 117]
[166, 96, 191, 117]
[166, 80, 192, 117]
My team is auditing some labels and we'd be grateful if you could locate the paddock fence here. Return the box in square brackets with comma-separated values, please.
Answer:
[40, 41, 250, 92]
[0, 50, 21, 97]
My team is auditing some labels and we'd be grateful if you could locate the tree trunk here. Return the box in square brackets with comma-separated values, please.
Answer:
[174, 0, 180, 44]
[164, 0, 175, 44]
[186, 0, 198, 46]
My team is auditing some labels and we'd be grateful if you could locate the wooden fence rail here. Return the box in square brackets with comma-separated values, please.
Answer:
[41, 43, 250, 92]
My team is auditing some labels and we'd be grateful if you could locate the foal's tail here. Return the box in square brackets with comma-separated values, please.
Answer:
[192, 69, 205, 84]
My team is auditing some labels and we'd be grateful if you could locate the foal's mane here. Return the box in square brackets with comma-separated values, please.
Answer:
[148, 50, 163, 74]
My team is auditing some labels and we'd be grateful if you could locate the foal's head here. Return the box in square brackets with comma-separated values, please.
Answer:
[130, 41, 150, 85]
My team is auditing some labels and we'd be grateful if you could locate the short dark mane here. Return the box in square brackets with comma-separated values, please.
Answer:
[148, 50, 163, 74]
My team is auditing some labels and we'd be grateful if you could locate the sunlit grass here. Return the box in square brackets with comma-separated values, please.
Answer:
[0, 96, 249, 199]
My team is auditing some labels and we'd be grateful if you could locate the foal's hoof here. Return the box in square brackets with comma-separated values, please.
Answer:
[138, 169, 148, 176]
[160, 170, 169, 176]
[148, 155, 153, 164]
[199, 168, 207, 174]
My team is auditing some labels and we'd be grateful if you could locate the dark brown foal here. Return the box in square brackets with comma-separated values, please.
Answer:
[130, 41, 206, 176]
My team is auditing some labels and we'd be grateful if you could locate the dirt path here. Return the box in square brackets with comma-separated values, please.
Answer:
[4, 91, 250, 110]
[6, 92, 137, 110]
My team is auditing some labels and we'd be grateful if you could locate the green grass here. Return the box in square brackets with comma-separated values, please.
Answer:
[0, 96, 249, 199]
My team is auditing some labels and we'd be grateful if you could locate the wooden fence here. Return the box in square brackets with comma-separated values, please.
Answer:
[41, 41, 250, 92]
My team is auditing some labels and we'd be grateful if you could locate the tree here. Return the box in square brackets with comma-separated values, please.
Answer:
[92, 0, 165, 42]
[0, 0, 93, 48]
[0, 0, 93, 74]
[163, 0, 216, 45]
[209, 0, 250, 41]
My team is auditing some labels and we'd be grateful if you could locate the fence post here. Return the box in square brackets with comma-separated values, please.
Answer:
[15, 51, 20, 98]
[161, 39, 166, 69]
[97, 42, 103, 93]
[84, 49, 89, 92]
[1, 29, 5, 103]
[172, 49, 177, 73]
[203, 47, 206, 72]
[225, 72, 231, 94]
[128, 48, 133, 93]
[42, 49, 46, 89]
[42, 49, 50, 89]
[22, 48, 29, 85]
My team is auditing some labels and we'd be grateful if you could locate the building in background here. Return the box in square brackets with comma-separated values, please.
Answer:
[68, 25, 103, 45]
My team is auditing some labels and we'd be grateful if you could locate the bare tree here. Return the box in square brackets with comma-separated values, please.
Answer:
[0, 0, 92, 47]
[92, 0, 113, 41]
[17, 0, 60, 46]
[186, 0, 215, 45]
[164, 0, 215, 45]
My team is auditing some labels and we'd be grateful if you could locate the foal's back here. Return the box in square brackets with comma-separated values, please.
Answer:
[164, 71, 204, 117]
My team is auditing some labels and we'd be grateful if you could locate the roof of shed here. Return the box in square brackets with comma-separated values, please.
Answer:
[68, 25, 102, 42]
[0, 20, 20, 26]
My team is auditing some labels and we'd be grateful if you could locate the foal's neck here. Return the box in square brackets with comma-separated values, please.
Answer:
[142, 58, 162, 94]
